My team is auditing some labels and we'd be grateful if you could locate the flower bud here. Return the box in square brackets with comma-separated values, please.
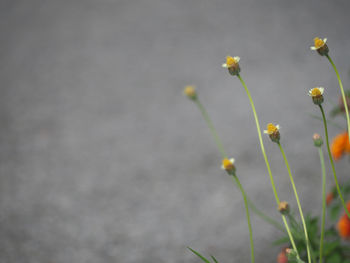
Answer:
[313, 133, 323, 147]
[222, 56, 240, 76]
[183, 85, 197, 100]
[264, 123, 280, 143]
[221, 158, 236, 175]
[308, 87, 324, 105]
[310, 37, 329, 56]
[278, 201, 290, 215]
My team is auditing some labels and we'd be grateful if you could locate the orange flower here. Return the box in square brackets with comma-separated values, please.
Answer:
[337, 201, 350, 239]
[331, 132, 350, 160]
[326, 192, 334, 206]
[277, 248, 288, 263]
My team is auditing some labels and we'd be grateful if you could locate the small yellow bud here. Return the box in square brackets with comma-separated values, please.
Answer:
[310, 37, 329, 56]
[264, 123, 280, 143]
[221, 158, 236, 175]
[183, 85, 197, 100]
[278, 201, 290, 215]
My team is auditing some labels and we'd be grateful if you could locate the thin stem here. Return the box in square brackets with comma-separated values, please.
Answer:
[326, 55, 350, 142]
[319, 105, 350, 218]
[318, 147, 326, 263]
[236, 74, 299, 257]
[195, 99, 227, 158]
[193, 97, 285, 231]
[233, 175, 255, 263]
[277, 142, 311, 263]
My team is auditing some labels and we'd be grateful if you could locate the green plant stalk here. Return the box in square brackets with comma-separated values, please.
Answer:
[319, 105, 350, 218]
[326, 55, 350, 142]
[233, 175, 255, 263]
[318, 147, 326, 263]
[236, 74, 299, 257]
[194, 97, 285, 231]
[277, 143, 311, 263]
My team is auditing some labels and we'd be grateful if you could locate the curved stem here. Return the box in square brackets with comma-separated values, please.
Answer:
[233, 175, 255, 263]
[318, 147, 326, 263]
[326, 55, 350, 142]
[319, 105, 350, 218]
[193, 97, 285, 231]
[277, 143, 311, 263]
[236, 74, 299, 257]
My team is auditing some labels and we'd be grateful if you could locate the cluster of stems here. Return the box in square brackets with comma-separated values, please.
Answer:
[185, 40, 349, 263]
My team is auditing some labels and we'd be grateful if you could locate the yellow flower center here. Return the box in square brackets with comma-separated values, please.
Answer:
[266, 123, 278, 134]
[311, 88, 321, 97]
[226, 56, 237, 67]
[314, 37, 325, 49]
[184, 86, 196, 97]
[222, 158, 234, 171]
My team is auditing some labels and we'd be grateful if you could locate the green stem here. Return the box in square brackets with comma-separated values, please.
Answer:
[319, 105, 350, 218]
[277, 142, 311, 263]
[236, 74, 299, 257]
[193, 97, 285, 231]
[195, 99, 227, 158]
[318, 147, 326, 263]
[326, 55, 350, 142]
[233, 175, 255, 263]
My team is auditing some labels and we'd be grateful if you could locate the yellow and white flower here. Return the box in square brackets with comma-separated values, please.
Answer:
[308, 87, 324, 97]
[264, 123, 280, 135]
[221, 158, 235, 173]
[183, 85, 197, 100]
[310, 37, 327, 50]
[222, 56, 240, 68]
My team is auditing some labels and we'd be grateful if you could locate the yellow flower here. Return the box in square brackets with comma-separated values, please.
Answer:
[222, 56, 241, 76]
[222, 56, 240, 68]
[310, 37, 329, 56]
[278, 201, 290, 215]
[311, 37, 327, 50]
[308, 87, 324, 97]
[308, 87, 324, 105]
[264, 123, 280, 135]
[183, 85, 197, 100]
[221, 158, 236, 173]
[264, 123, 281, 143]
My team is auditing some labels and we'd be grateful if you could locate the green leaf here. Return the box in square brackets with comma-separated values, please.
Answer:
[187, 247, 211, 263]
[210, 255, 219, 263]
[323, 241, 340, 256]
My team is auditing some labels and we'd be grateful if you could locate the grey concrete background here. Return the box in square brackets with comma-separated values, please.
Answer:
[0, 0, 350, 262]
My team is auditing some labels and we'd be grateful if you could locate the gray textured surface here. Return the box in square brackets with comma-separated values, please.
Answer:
[0, 0, 350, 262]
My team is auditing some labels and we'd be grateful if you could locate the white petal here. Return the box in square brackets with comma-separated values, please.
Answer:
[230, 158, 235, 164]
[263, 130, 268, 134]
[276, 125, 280, 130]
[310, 46, 317, 50]
[222, 63, 228, 68]
[221, 165, 225, 170]
[234, 56, 240, 62]
[323, 38, 327, 43]
[319, 87, 324, 94]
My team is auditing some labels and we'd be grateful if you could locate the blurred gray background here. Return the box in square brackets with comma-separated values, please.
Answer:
[0, 0, 350, 262]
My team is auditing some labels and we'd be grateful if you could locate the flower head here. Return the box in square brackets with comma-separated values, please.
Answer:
[183, 85, 197, 100]
[308, 87, 324, 105]
[278, 201, 290, 215]
[221, 158, 236, 175]
[337, 201, 350, 239]
[310, 37, 329, 56]
[331, 132, 350, 161]
[277, 248, 289, 263]
[264, 123, 280, 143]
[326, 192, 334, 206]
[222, 56, 240, 76]
[313, 133, 323, 147]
